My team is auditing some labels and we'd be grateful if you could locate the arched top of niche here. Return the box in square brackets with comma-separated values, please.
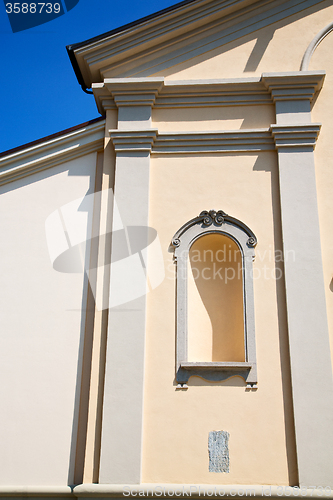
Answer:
[171, 210, 257, 262]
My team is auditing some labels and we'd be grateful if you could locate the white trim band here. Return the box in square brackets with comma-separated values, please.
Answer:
[300, 22, 333, 71]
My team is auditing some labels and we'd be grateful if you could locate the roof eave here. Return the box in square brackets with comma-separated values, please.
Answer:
[66, 0, 199, 90]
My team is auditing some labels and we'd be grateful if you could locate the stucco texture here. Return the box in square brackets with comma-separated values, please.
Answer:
[144, 152, 296, 485]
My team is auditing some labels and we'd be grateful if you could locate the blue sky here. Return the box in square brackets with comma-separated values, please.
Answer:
[0, 0, 180, 153]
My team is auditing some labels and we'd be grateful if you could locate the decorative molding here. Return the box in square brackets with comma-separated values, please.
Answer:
[104, 78, 164, 103]
[153, 129, 274, 153]
[70, 0, 328, 83]
[72, 0, 262, 84]
[171, 210, 257, 386]
[271, 123, 321, 149]
[93, 73, 325, 115]
[179, 362, 255, 387]
[113, 94, 157, 107]
[154, 92, 271, 107]
[107, 125, 321, 155]
[94, 77, 272, 114]
[262, 71, 325, 102]
[109, 129, 158, 152]
[93, 78, 164, 114]
[172, 209, 257, 248]
[0, 120, 105, 186]
[301, 21, 333, 71]
[155, 78, 271, 107]
[92, 85, 117, 113]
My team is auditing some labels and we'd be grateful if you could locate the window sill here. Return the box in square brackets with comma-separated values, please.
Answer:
[177, 361, 257, 389]
[181, 361, 253, 370]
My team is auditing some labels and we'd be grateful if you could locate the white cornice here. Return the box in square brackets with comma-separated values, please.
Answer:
[72, 0, 327, 83]
[109, 130, 158, 152]
[74, 0, 259, 85]
[107, 128, 275, 154]
[93, 76, 271, 114]
[155, 77, 272, 107]
[271, 123, 321, 149]
[262, 71, 325, 101]
[93, 78, 164, 113]
[107, 124, 321, 155]
[0, 120, 105, 187]
[93, 73, 324, 114]
[152, 129, 274, 153]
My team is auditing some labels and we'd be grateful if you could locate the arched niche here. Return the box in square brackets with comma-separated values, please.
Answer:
[171, 210, 258, 388]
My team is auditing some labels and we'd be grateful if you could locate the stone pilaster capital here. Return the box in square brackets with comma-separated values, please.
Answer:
[109, 129, 158, 152]
[270, 123, 321, 149]
[262, 71, 325, 103]
[92, 78, 164, 114]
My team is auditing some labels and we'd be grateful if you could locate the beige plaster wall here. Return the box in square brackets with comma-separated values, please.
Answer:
[144, 152, 297, 485]
[151, 2, 333, 80]
[310, 31, 333, 367]
[0, 153, 97, 486]
[152, 105, 275, 132]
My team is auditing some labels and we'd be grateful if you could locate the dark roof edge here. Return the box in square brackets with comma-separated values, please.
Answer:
[67, 44, 87, 90]
[0, 116, 105, 159]
[66, 0, 198, 89]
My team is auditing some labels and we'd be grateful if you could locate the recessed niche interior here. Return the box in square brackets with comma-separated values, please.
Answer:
[187, 233, 245, 362]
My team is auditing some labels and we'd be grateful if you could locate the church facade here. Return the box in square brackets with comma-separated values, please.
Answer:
[1, 0, 333, 497]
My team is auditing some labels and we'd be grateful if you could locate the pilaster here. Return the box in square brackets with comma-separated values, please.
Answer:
[98, 84, 158, 484]
[268, 72, 333, 487]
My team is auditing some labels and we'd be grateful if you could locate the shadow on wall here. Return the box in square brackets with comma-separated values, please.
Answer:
[244, 26, 276, 72]
[252, 153, 299, 486]
[0, 155, 99, 486]
[152, 105, 276, 130]
[157, 1, 324, 79]
[188, 233, 245, 363]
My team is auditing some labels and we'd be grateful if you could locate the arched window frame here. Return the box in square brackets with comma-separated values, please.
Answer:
[171, 210, 258, 388]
